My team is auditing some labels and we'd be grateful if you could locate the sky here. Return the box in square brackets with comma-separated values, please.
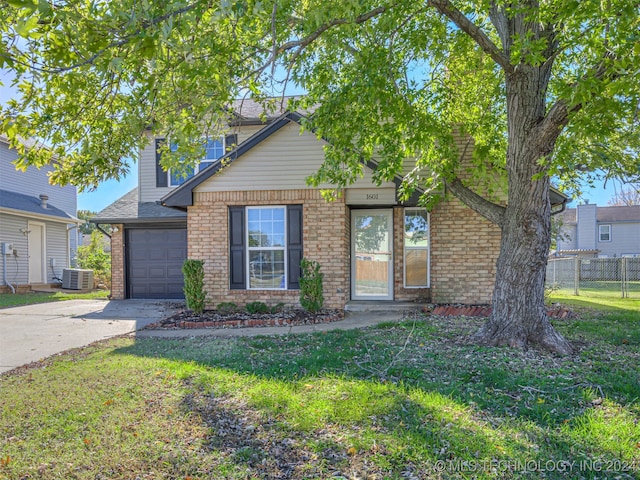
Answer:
[0, 70, 624, 212]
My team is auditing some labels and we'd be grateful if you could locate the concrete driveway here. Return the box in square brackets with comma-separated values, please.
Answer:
[0, 299, 178, 374]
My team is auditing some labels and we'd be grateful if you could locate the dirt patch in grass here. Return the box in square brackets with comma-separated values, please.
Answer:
[148, 308, 344, 329]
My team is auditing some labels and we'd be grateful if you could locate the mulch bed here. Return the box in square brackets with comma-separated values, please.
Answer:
[146, 308, 344, 329]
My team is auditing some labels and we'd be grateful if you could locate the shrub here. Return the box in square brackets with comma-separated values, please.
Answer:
[270, 302, 286, 314]
[246, 301, 269, 314]
[217, 302, 238, 314]
[182, 259, 206, 314]
[76, 230, 111, 289]
[299, 258, 324, 314]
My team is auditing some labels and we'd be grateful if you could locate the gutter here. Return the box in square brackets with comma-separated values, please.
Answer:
[96, 224, 112, 239]
[551, 196, 568, 216]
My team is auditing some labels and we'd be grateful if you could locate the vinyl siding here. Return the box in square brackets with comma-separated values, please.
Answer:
[597, 222, 640, 256]
[235, 125, 264, 144]
[195, 123, 395, 193]
[0, 141, 77, 216]
[0, 212, 70, 285]
[45, 221, 70, 281]
[576, 204, 597, 250]
[0, 213, 29, 285]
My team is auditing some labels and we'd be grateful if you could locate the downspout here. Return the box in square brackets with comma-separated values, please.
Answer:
[96, 224, 112, 239]
[3, 251, 16, 294]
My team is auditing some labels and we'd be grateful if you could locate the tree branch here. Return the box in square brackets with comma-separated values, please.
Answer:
[446, 177, 506, 226]
[428, 0, 513, 73]
[277, 6, 390, 54]
[5, 3, 199, 75]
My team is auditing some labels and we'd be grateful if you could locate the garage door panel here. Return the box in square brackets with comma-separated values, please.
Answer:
[126, 228, 187, 299]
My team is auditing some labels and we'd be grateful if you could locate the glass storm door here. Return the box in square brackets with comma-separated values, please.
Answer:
[351, 209, 393, 300]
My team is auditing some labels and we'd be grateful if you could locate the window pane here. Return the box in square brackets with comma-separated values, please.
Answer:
[249, 250, 285, 289]
[247, 207, 285, 247]
[170, 165, 195, 186]
[405, 249, 428, 287]
[404, 210, 429, 247]
[205, 139, 224, 160]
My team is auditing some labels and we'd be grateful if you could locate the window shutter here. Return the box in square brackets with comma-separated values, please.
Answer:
[155, 138, 168, 187]
[229, 206, 246, 289]
[224, 133, 238, 152]
[287, 205, 303, 290]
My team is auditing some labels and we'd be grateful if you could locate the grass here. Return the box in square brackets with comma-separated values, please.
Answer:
[0, 290, 109, 308]
[1, 299, 639, 479]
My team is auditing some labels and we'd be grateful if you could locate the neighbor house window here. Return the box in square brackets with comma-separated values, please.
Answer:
[170, 139, 225, 186]
[404, 209, 429, 287]
[598, 224, 611, 242]
[229, 205, 303, 290]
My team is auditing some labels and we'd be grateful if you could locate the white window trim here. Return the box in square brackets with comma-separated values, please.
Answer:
[598, 224, 611, 242]
[169, 138, 225, 187]
[246, 205, 288, 290]
[403, 208, 430, 288]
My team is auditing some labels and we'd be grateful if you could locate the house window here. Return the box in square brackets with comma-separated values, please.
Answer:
[598, 224, 611, 242]
[229, 205, 303, 290]
[247, 207, 286, 289]
[404, 208, 429, 287]
[170, 138, 225, 186]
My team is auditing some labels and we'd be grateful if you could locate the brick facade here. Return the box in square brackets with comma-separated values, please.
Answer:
[109, 225, 125, 300]
[190, 189, 350, 309]
[107, 192, 499, 306]
[430, 197, 501, 304]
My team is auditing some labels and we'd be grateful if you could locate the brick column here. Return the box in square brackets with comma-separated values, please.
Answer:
[109, 225, 125, 299]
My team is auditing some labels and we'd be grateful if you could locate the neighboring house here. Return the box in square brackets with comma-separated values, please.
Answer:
[556, 202, 640, 258]
[93, 100, 567, 306]
[0, 135, 81, 292]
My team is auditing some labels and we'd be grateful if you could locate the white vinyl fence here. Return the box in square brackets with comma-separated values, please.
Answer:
[546, 257, 640, 298]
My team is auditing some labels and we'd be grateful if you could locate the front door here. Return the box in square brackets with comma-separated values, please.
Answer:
[351, 209, 393, 300]
[28, 222, 45, 284]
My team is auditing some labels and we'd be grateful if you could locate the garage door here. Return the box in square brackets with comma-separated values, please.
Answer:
[127, 228, 187, 299]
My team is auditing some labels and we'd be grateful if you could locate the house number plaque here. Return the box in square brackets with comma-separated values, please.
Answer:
[345, 188, 395, 205]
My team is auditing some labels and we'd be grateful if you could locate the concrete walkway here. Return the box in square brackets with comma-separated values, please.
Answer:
[0, 299, 177, 374]
[0, 299, 414, 374]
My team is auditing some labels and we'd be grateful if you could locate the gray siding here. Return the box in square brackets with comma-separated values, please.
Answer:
[597, 222, 640, 257]
[0, 212, 70, 285]
[0, 213, 29, 285]
[557, 224, 577, 251]
[576, 204, 597, 250]
[0, 140, 77, 216]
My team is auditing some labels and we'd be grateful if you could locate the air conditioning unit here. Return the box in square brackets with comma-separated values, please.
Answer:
[62, 268, 94, 290]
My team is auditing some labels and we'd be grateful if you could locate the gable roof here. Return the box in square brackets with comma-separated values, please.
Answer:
[92, 188, 186, 224]
[162, 112, 307, 208]
[561, 205, 640, 224]
[0, 189, 78, 222]
[161, 111, 568, 210]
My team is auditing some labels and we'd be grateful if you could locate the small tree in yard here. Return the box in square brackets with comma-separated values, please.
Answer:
[76, 230, 110, 289]
[182, 259, 206, 314]
[299, 258, 324, 314]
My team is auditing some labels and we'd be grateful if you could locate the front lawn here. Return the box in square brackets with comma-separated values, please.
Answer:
[1, 303, 639, 479]
[0, 290, 109, 308]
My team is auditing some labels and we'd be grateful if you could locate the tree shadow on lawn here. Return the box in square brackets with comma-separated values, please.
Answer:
[113, 318, 640, 477]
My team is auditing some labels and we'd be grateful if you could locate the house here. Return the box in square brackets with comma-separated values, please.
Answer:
[93, 100, 568, 307]
[555, 202, 640, 258]
[0, 135, 81, 292]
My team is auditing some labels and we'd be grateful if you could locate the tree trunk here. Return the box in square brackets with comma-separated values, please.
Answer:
[472, 67, 573, 355]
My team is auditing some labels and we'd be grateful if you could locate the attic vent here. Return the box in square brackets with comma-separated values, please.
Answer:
[62, 268, 93, 290]
[39, 194, 49, 209]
